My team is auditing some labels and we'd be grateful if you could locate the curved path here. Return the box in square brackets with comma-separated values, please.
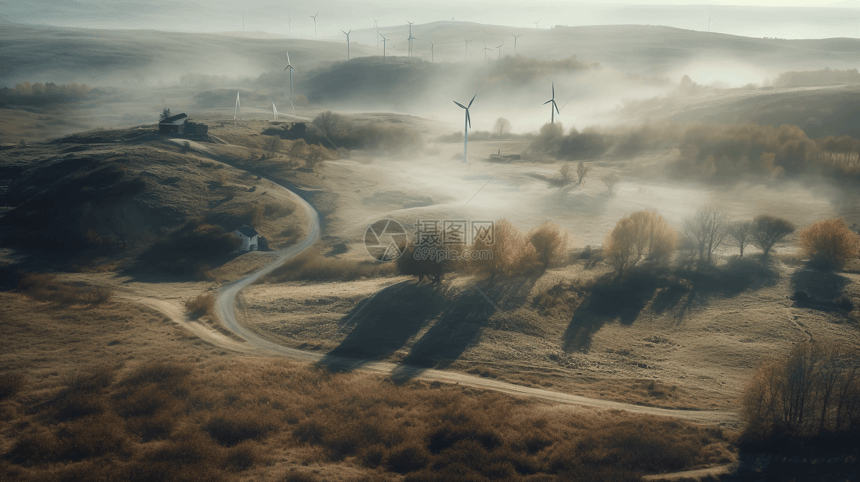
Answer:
[193, 170, 737, 426]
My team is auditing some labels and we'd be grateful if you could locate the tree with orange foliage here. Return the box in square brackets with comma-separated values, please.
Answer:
[799, 218, 860, 269]
[604, 211, 678, 273]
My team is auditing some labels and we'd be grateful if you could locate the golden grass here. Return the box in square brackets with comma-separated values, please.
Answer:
[0, 292, 737, 482]
[16, 272, 112, 306]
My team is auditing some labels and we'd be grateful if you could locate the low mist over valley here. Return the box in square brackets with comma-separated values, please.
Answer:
[2, 2, 860, 481]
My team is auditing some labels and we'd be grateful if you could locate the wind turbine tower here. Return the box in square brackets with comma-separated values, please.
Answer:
[407, 21, 414, 57]
[544, 82, 560, 124]
[310, 12, 318, 38]
[283, 52, 296, 100]
[342, 30, 352, 59]
[463, 38, 473, 60]
[272, 101, 278, 120]
[454, 95, 476, 163]
[429, 39, 435, 63]
[496, 41, 503, 60]
[373, 19, 379, 47]
[482, 43, 491, 64]
[234, 91, 241, 120]
[512, 34, 521, 55]
[534, 20, 539, 29]
[380, 34, 389, 61]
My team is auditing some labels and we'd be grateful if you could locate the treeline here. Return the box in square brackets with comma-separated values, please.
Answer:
[0, 82, 95, 107]
[263, 112, 424, 154]
[527, 120, 860, 181]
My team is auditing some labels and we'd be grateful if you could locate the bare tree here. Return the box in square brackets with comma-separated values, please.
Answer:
[576, 161, 589, 184]
[264, 136, 283, 158]
[683, 206, 730, 265]
[159, 108, 171, 121]
[494, 117, 512, 136]
[304, 144, 330, 171]
[559, 162, 575, 186]
[312, 111, 345, 140]
[752, 214, 796, 257]
[602, 173, 620, 194]
[727, 220, 754, 257]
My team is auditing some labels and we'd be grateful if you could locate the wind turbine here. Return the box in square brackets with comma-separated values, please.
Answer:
[544, 82, 560, 124]
[429, 39, 435, 63]
[283, 52, 296, 100]
[512, 34, 521, 55]
[708, 15, 712, 32]
[463, 38, 473, 60]
[534, 20, 539, 29]
[234, 91, 241, 120]
[342, 30, 352, 59]
[482, 43, 492, 64]
[495, 42, 503, 60]
[373, 18, 379, 47]
[272, 101, 278, 120]
[310, 12, 318, 38]
[454, 94, 476, 163]
[380, 34, 389, 61]
[406, 21, 414, 56]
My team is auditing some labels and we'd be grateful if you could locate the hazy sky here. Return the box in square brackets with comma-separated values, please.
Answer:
[2, 1, 860, 39]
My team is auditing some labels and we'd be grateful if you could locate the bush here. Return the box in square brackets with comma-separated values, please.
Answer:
[528, 221, 570, 271]
[741, 341, 860, 443]
[799, 218, 860, 269]
[203, 412, 276, 447]
[602, 173, 620, 194]
[604, 211, 678, 272]
[186, 294, 216, 319]
[471, 219, 539, 279]
[397, 244, 447, 283]
[752, 214, 795, 257]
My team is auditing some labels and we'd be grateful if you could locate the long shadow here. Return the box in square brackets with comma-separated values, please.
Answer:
[316, 281, 445, 372]
[790, 265, 851, 312]
[392, 276, 539, 383]
[563, 258, 780, 352]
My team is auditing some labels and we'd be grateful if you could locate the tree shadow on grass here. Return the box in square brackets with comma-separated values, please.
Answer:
[790, 265, 852, 312]
[391, 276, 539, 383]
[563, 257, 780, 352]
[316, 281, 445, 372]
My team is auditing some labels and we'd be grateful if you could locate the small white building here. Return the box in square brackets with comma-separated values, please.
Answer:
[232, 225, 259, 252]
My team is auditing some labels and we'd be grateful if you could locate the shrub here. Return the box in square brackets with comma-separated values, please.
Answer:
[604, 211, 678, 272]
[576, 161, 589, 183]
[203, 412, 276, 447]
[799, 218, 860, 269]
[386, 444, 430, 473]
[186, 294, 216, 319]
[397, 244, 447, 283]
[528, 221, 570, 271]
[741, 341, 860, 443]
[311, 111, 345, 139]
[752, 214, 795, 257]
[559, 163, 575, 186]
[471, 219, 538, 279]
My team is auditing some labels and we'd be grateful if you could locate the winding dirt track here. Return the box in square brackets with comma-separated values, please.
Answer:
[193, 166, 735, 426]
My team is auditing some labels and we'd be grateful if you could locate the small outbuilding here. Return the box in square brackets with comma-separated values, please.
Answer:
[232, 225, 259, 252]
[159, 113, 188, 135]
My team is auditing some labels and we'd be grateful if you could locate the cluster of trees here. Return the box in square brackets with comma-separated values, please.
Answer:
[397, 220, 571, 283]
[605, 206, 860, 273]
[742, 341, 860, 443]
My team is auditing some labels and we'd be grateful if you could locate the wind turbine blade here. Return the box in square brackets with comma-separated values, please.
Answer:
[453, 101, 467, 109]
[468, 94, 476, 108]
[552, 82, 555, 98]
[287, 52, 291, 64]
[554, 101, 560, 114]
[544, 100, 552, 105]
[466, 110, 471, 129]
